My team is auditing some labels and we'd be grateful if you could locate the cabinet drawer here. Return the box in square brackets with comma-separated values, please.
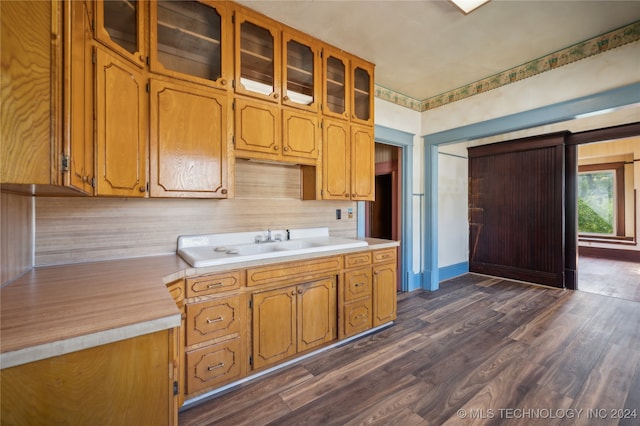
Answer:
[185, 270, 242, 298]
[185, 337, 242, 395]
[343, 299, 372, 337]
[344, 268, 372, 302]
[373, 248, 396, 264]
[246, 256, 342, 287]
[186, 295, 241, 346]
[344, 252, 371, 268]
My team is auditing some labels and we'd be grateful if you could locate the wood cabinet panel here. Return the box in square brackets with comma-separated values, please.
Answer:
[186, 295, 241, 346]
[343, 299, 372, 337]
[373, 248, 397, 264]
[344, 252, 372, 268]
[0, 330, 176, 425]
[351, 124, 375, 200]
[322, 118, 350, 199]
[344, 268, 372, 303]
[149, 78, 229, 198]
[185, 270, 242, 298]
[282, 109, 319, 164]
[246, 256, 341, 287]
[252, 277, 336, 370]
[252, 286, 297, 369]
[1, 1, 61, 186]
[186, 337, 242, 395]
[94, 47, 147, 197]
[64, 0, 94, 193]
[234, 96, 281, 159]
[297, 277, 337, 351]
[373, 262, 397, 326]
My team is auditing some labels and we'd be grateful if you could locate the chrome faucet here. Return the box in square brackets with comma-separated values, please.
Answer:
[255, 229, 282, 244]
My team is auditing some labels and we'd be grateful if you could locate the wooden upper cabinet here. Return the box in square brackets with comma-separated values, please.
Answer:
[64, 0, 95, 194]
[282, 30, 320, 112]
[282, 109, 319, 164]
[234, 10, 281, 103]
[321, 119, 373, 201]
[234, 97, 281, 160]
[149, 0, 232, 90]
[351, 57, 374, 126]
[1, 1, 63, 188]
[350, 124, 375, 200]
[94, 0, 145, 68]
[94, 47, 147, 197]
[149, 79, 229, 198]
[322, 47, 350, 121]
[322, 118, 351, 200]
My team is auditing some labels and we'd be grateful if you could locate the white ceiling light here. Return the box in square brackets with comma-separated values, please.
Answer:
[450, 0, 491, 14]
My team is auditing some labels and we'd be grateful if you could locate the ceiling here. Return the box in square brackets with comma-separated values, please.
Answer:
[236, 0, 640, 101]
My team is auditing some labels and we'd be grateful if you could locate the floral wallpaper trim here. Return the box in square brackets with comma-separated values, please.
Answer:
[374, 21, 640, 112]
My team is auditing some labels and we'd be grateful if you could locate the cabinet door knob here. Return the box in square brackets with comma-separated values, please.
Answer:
[274, 146, 279, 151]
[221, 188, 228, 195]
[297, 289, 303, 294]
[283, 95, 289, 101]
[273, 93, 279, 99]
[139, 186, 146, 193]
[221, 79, 227, 86]
[345, 194, 349, 198]
[283, 146, 289, 152]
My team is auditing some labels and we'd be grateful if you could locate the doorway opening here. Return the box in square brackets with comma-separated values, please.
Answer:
[365, 142, 402, 291]
[576, 137, 640, 302]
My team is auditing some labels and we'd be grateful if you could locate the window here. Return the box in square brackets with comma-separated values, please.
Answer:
[578, 162, 625, 237]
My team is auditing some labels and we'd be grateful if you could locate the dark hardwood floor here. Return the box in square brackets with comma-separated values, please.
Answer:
[179, 274, 640, 425]
[578, 255, 640, 302]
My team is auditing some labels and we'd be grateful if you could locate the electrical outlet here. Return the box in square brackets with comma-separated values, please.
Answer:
[336, 209, 342, 220]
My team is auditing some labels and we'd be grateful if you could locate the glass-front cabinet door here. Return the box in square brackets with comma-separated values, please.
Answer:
[282, 30, 320, 112]
[322, 47, 350, 120]
[351, 57, 374, 125]
[94, 0, 145, 67]
[150, 0, 231, 89]
[235, 11, 280, 102]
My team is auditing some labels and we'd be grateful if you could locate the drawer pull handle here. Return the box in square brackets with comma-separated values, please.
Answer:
[355, 314, 366, 319]
[355, 282, 364, 287]
[206, 316, 224, 324]
[207, 362, 225, 371]
[207, 282, 223, 289]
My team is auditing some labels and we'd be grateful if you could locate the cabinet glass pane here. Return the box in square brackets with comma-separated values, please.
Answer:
[103, 0, 138, 54]
[286, 40, 313, 105]
[353, 67, 370, 121]
[240, 21, 274, 95]
[326, 56, 345, 114]
[156, 1, 222, 81]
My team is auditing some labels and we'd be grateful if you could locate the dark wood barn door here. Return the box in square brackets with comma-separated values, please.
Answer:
[468, 133, 567, 288]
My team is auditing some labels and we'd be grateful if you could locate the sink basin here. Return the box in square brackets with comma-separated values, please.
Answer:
[177, 229, 367, 268]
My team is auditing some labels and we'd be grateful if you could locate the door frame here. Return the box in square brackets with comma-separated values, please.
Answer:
[360, 125, 415, 292]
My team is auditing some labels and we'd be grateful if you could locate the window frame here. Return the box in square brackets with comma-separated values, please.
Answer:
[577, 161, 625, 239]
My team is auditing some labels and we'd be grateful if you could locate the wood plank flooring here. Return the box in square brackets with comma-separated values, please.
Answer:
[179, 274, 640, 425]
[578, 255, 640, 302]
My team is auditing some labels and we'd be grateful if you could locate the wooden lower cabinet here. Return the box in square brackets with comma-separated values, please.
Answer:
[0, 330, 178, 425]
[175, 248, 396, 403]
[252, 277, 337, 370]
[372, 248, 398, 326]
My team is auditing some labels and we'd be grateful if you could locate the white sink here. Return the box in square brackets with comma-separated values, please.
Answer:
[177, 228, 367, 268]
